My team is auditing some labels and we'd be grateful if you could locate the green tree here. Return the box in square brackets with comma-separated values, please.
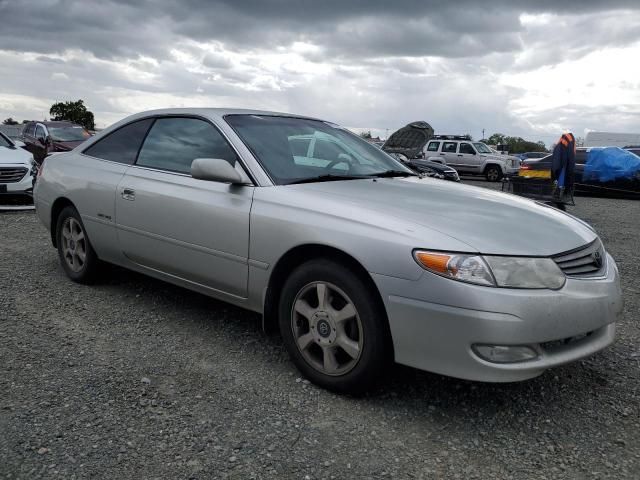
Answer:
[49, 99, 95, 130]
[359, 130, 372, 139]
[2, 117, 19, 125]
[484, 133, 548, 154]
[487, 133, 506, 145]
[463, 133, 473, 140]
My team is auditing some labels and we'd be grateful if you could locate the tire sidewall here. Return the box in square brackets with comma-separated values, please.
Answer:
[278, 259, 390, 394]
[485, 165, 502, 182]
[56, 206, 97, 283]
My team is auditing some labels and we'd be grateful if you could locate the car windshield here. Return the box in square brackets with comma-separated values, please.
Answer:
[49, 126, 91, 142]
[0, 132, 12, 147]
[225, 115, 411, 185]
[473, 143, 492, 154]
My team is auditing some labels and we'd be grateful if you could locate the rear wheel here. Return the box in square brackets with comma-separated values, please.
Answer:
[485, 165, 503, 182]
[56, 206, 99, 284]
[279, 259, 391, 394]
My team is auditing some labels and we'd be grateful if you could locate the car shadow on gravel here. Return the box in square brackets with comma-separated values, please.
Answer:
[92, 262, 613, 420]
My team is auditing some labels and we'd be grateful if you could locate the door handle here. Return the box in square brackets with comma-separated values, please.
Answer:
[121, 188, 136, 201]
[457, 154, 463, 156]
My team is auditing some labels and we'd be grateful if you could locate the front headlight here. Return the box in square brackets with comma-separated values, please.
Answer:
[414, 251, 495, 286]
[484, 256, 565, 289]
[414, 251, 566, 289]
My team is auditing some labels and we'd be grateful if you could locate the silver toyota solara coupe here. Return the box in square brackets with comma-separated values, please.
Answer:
[34, 108, 623, 393]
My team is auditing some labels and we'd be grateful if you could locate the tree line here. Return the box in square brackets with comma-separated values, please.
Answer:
[481, 133, 548, 154]
[2, 99, 95, 130]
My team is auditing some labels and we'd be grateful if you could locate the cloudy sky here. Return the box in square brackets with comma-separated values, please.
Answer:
[1, 0, 639, 144]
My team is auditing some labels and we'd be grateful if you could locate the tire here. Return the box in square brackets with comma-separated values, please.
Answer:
[56, 206, 99, 284]
[485, 165, 503, 182]
[278, 259, 391, 394]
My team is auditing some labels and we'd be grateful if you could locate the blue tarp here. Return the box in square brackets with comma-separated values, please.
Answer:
[584, 147, 640, 182]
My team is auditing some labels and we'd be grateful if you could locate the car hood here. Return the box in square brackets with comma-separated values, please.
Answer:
[382, 121, 434, 158]
[291, 177, 596, 256]
[481, 154, 509, 162]
[52, 140, 86, 151]
[0, 146, 33, 165]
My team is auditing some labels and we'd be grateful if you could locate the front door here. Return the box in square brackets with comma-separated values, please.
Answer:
[455, 142, 481, 172]
[115, 116, 254, 298]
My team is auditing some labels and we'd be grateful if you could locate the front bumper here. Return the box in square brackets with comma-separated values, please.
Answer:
[373, 252, 623, 382]
[505, 165, 521, 176]
[0, 166, 36, 210]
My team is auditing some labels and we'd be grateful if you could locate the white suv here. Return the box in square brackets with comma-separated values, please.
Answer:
[423, 136, 520, 181]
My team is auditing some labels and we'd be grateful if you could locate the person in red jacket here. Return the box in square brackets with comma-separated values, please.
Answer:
[551, 131, 576, 209]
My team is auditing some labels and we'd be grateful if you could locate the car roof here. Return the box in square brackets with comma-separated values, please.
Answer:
[27, 120, 82, 127]
[124, 108, 323, 123]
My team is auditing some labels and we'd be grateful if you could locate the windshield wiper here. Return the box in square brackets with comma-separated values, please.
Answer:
[286, 174, 370, 185]
[369, 169, 417, 178]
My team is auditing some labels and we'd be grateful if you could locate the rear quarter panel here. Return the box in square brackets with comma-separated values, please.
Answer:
[35, 152, 129, 262]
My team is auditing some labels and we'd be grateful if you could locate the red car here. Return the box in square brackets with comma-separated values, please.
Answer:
[22, 121, 91, 163]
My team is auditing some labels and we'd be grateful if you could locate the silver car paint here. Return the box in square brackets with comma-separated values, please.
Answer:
[0, 140, 36, 210]
[34, 108, 622, 382]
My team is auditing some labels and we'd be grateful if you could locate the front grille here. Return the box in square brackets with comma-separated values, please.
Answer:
[540, 329, 596, 353]
[553, 239, 606, 278]
[0, 167, 28, 183]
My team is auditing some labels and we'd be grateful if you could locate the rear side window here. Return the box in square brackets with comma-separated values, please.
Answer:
[442, 142, 457, 153]
[426, 141, 440, 152]
[289, 137, 311, 156]
[25, 124, 36, 136]
[136, 117, 237, 174]
[83, 119, 153, 164]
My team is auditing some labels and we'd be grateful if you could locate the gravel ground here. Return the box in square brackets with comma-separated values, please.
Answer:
[1, 181, 639, 479]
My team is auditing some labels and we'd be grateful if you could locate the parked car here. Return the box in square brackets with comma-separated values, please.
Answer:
[518, 147, 640, 199]
[423, 136, 520, 181]
[34, 108, 622, 393]
[388, 152, 460, 181]
[516, 151, 548, 161]
[624, 145, 640, 157]
[0, 131, 37, 209]
[22, 121, 91, 163]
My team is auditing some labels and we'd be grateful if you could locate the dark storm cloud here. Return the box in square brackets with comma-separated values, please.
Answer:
[1, 0, 639, 62]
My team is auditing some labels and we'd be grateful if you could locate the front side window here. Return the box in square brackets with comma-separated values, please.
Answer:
[458, 143, 475, 155]
[442, 142, 457, 153]
[225, 115, 410, 185]
[427, 141, 440, 152]
[136, 117, 237, 174]
[35, 125, 46, 140]
[83, 118, 154, 164]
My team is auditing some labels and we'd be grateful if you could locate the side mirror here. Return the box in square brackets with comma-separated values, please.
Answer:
[191, 158, 250, 184]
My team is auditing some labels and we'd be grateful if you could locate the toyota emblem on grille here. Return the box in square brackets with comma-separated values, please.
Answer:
[592, 250, 603, 269]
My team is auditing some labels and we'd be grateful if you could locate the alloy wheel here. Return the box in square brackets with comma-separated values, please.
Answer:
[61, 217, 87, 273]
[291, 282, 363, 376]
[487, 168, 500, 181]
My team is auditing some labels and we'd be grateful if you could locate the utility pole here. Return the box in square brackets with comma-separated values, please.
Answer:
[482, 128, 485, 141]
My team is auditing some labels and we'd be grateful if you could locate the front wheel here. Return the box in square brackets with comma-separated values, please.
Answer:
[485, 165, 503, 182]
[56, 206, 99, 284]
[279, 259, 391, 394]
